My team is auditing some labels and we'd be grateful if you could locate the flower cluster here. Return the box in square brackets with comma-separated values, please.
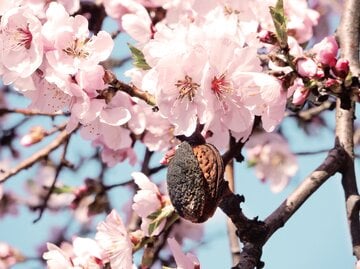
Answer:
[43, 172, 203, 269]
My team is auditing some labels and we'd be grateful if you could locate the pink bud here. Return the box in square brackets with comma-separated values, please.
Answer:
[258, 30, 277, 45]
[20, 126, 46, 147]
[296, 58, 318, 77]
[312, 36, 338, 67]
[292, 87, 310, 106]
[333, 58, 349, 78]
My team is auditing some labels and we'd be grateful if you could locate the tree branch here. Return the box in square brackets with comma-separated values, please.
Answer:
[337, 0, 360, 76]
[264, 147, 345, 240]
[336, 0, 360, 259]
[0, 128, 71, 183]
[225, 160, 242, 266]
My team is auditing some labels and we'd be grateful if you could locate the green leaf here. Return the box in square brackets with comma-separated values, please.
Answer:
[128, 43, 151, 70]
[53, 185, 74, 194]
[269, 0, 288, 49]
[147, 205, 175, 235]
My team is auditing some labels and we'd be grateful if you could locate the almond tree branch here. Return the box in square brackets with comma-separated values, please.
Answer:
[225, 160, 242, 266]
[0, 128, 71, 183]
[264, 147, 345, 240]
[337, 0, 360, 259]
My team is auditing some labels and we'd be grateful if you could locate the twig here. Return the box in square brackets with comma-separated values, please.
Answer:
[0, 108, 68, 117]
[33, 136, 71, 223]
[106, 72, 157, 107]
[286, 101, 336, 121]
[0, 128, 70, 183]
[336, 0, 360, 259]
[294, 149, 330, 155]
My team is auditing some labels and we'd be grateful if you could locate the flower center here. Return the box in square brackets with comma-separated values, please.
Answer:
[4, 24, 33, 51]
[175, 75, 199, 102]
[211, 73, 232, 101]
[63, 38, 90, 59]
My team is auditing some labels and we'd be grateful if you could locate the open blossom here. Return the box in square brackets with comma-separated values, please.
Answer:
[167, 237, 200, 269]
[43, 238, 103, 269]
[95, 209, 133, 269]
[132, 172, 171, 236]
[246, 132, 298, 193]
[43, 2, 113, 75]
[0, 6, 43, 84]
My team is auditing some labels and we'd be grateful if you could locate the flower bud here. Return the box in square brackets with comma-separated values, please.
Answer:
[20, 126, 46, 147]
[296, 57, 317, 77]
[333, 58, 349, 78]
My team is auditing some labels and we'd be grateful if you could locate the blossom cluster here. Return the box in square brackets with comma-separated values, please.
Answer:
[42, 172, 202, 269]
[122, 0, 320, 150]
[0, 0, 322, 166]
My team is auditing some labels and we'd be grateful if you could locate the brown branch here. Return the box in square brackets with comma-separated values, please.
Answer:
[105, 70, 157, 107]
[286, 100, 336, 121]
[225, 160, 242, 266]
[337, 0, 360, 76]
[336, 0, 360, 259]
[264, 148, 345, 240]
[0, 108, 68, 117]
[0, 128, 71, 184]
[33, 136, 71, 223]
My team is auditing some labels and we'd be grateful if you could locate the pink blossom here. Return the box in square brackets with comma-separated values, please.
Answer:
[23, 0, 80, 18]
[243, 73, 286, 132]
[246, 132, 298, 193]
[296, 57, 318, 77]
[0, 1, 21, 16]
[285, 0, 319, 43]
[0, 242, 24, 268]
[288, 78, 309, 106]
[43, 243, 74, 269]
[167, 237, 200, 269]
[43, 3, 113, 75]
[202, 40, 260, 136]
[153, 46, 208, 137]
[132, 171, 170, 236]
[292, 87, 310, 106]
[99, 144, 137, 167]
[121, 3, 153, 43]
[95, 209, 133, 269]
[312, 35, 338, 67]
[0, 6, 43, 84]
[13, 63, 73, 114]
[43, 238, 103, 269]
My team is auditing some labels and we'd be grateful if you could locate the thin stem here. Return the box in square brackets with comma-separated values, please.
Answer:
[33, 136, 71, 223]
[0, 128, 71, 183]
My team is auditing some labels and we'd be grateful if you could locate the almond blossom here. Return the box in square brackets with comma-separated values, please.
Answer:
[0, 6, 43, 84]
[43, 237, 103, 269]
[132, 171, 172, 236]
[95, 209, 133, 269]
[43, 2, 113, 75]
[167, 237, 200, 269]
[246, 132, 298, 193]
